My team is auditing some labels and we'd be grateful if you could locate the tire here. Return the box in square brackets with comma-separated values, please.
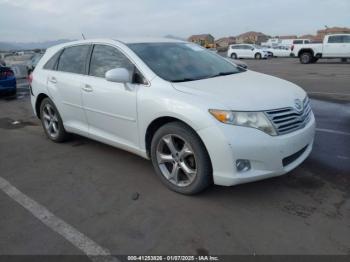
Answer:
[300, 52, 313, 64]
[230, 53, 237, 59]
[150, 122, 212, 195]
[311, 57, 319, 63]
[9, 88, 17, 97]
[341, 58, 347, 63]
[39, 97, 69, 143]
[255, 53, 262, 59]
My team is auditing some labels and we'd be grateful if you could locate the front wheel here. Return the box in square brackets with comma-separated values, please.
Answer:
[40, 97, 69, 142]
[255, 53, 262, 59]
[150, 122, 212, 195]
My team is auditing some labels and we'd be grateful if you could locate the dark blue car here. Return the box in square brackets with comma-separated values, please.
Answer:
[0, 66, 17, 96]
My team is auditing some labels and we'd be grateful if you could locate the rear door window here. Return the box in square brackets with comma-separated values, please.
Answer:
[57, 45, 90, 74]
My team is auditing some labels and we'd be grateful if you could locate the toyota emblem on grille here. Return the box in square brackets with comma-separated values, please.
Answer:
[294, 99, 303, 112]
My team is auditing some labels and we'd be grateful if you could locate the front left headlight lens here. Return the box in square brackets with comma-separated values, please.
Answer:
[209, 109, 277, 136]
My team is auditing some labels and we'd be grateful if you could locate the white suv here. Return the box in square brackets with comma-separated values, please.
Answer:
[227, 44, 269, 59]
[31, 39, 315, 194]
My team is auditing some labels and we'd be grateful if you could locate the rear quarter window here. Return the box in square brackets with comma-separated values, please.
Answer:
[57, 45, 90, 74]
[43, 51, 62, 70]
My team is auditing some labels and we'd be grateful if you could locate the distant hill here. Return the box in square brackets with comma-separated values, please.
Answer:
[164, 35, 186, 41]
[0, 39, 74, 51]
[0, 42, 19, 51]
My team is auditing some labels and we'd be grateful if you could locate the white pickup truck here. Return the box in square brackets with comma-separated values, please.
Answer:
[292, 34, 350, 64]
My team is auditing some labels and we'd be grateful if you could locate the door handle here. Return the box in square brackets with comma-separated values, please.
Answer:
[82, 84, 93, 92]
[48, 77, 57, 84]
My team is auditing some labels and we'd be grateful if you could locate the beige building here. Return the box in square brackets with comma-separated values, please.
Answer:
[188, 34, 215, 48]
[278, 35, 298, 40]
[215, 36, 236, 51]
[236, 31, 269, 45]
[299, 34, 315, 40]
[314, 27, 350, 42]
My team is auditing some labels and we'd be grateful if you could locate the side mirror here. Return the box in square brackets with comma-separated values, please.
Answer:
[105, 68, 131, 83]
[251, 48, 255, 51]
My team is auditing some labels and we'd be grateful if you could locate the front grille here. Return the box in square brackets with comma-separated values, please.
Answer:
[265, 97, 312, 135]
[282, 145, 308, 167]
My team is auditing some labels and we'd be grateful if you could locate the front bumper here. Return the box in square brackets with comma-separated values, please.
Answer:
[198, 113, 316, 186]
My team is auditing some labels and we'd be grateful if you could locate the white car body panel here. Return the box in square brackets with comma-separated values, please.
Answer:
[31, 38, 315, 187]
[292, 34, 350, 58]
[227, 44, 269, 59]
[271, 47, 292, 57]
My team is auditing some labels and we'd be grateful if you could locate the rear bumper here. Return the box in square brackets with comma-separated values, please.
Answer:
[0, 78, 16, 94]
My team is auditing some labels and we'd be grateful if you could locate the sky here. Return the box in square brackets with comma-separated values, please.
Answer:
[0, 0, 349, 42]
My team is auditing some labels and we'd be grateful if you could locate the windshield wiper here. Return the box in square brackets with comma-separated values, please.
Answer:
[171, 78, 198, 83]
[210, 71, 237, 78]
[171, 71, 238, 82]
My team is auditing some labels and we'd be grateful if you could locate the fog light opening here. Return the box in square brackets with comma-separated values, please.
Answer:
[236, 159, 251, 172]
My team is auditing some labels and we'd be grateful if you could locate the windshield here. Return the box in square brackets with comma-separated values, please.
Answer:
[128, 42, 245, 82]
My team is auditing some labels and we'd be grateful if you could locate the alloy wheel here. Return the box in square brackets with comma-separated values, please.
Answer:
[42, 103, 59, 138]
[301, 53, 311, 64]
[156, 134, 197, 187]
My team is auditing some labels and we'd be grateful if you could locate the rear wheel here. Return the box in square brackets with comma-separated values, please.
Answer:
[9, 88, 17, 97]
[40, 98, 69, 142]
[311, 57, 319, 63]
[300, 52, 313, 64]
[255, 53, 262, 59]
[230, 53, 237, 59]
[150, 122, 212, 195]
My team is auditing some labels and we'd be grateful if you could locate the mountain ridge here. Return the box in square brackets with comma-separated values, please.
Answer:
[0, 39, 74, 51]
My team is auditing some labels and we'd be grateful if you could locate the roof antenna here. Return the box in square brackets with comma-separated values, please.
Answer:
[82, 33, 86, 40]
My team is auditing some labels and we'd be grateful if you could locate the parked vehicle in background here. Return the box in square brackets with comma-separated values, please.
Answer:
[292, 34, 350, 64]
[260, 46, 274, 57]
[0, 66, 16, 96]
[290, 39, 312, 57]
[271, 46, 292, 57]
[227, 44, 269, 59]
[293, 39, 311, 45]
[27, 53, 44, 74]
[31, 39, 315, 195]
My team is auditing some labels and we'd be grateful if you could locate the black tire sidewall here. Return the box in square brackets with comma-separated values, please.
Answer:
[150, 122, 212, 195]
[39, 97, 68, 142]
[300, 53, 312, 64]
[255, 53, 262, 59]
[231, 53, 237, 59]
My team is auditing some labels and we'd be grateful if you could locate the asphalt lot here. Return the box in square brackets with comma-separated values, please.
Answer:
[0, 58, 349, 257]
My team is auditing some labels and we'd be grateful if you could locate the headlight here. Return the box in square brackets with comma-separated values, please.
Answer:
[209, 109, 277, 136]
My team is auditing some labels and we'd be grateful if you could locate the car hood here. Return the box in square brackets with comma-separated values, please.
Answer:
[172, 70, 306, 111]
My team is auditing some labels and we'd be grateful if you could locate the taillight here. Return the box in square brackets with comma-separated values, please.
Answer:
[6, 71, 14, 77]
[0, 70, 14, 78]
[28, 73, 33, 85]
